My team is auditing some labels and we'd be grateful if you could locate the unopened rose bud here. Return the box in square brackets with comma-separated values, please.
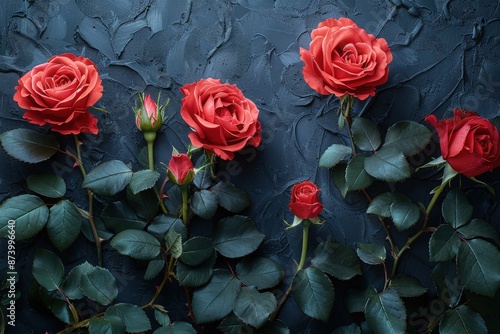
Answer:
[167, 153, 195, 187]
[134, 93, 167, 133]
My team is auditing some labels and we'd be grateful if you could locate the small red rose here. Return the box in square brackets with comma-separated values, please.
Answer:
[168, 153, 195, 186]
[13, 53, 103, 135]
[135, 94, 165, 132]
[425, 108, 500, 177]
[180, 78, 262, 160]
[300, 18, 392, 100]
[289, 181, 324, 219]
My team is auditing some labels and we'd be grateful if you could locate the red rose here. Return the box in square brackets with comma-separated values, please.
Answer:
[300, 18, 392, 100]
[180, 78, 262, 160]
[167, 153, 195, 186]
[425, 109, 500, 177]
[289, 181, 324, 219]
[13, 53, 103, 135]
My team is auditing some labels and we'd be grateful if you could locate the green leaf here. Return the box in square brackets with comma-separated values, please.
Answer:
[439, 305, 488, 334]
[442, 189, 473, 228]
[458, 218, 500, 244]
[49, 295, 75, 324]
[311, 241, 361, 280]
[101, 202, 144, 233]
[332, 163, 349, 198]
[154, 308, 170, 326]
[165, 228, 183, 259]
[144, 259, 164, 280]
[0, 194, 49, 240]
[179, 237, 214, 266]
[356, 243, 386, 265]
[82, 160, 133, 196]
[346, 286, 377, 313]
[431, 261, 463, 308]
[332, 323, 361, 334]
[111, 229, 161, 260]
[46, 200, 82, 251]
[27, 174, 66, 198]
[366, 192, 402, 218]
[126, 187, 159, 221]
[194, 155, 214, 190]
[365, 289, 406, 334]
[389, 275, 427, 297]
[213, 215, 264, 258]
[212, 182, 250, 213]
[351, 117, 381, 151]
[390, 197, 421, 231]
[63, 262, 94, 299]
[129, 170, 160, 194]
[81, 216, 114, 242]
[257, 320, 290, 334]
[0, 128, 59, 163]
[190, 190, 218, 219]
[192, 269, 241, 324]
[364, 146, 411, 182]
[319, 144, 352, 168]
[236, 257, 284, 290]
[345, 154, 373, 191]
[88, 315, 126, 334]
[81, 267, 118, 306]
[153, 322, 197, 334]
[383, 121, 433, 156]
[457, 239, 500, 297]
[292, 267, 334, 322]
[177, 251, 216, 287]
[105, 303, 152, 333]
[217, 314, 254, 334]
[233, 286, 277, 328]
[32, 249, 64, 291]
[429, 224, 460, 261]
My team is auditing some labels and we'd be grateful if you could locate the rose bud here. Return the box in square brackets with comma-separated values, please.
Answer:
[167, 153, 195, 187]
[289, 181, 324, 220]
[135, 94, 167, 133]
[425, 108, 500, 177]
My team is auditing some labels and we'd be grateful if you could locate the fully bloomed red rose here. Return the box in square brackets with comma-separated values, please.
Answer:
[180, 78, 261, 160]
[13, 53, 103, 135]
[425, 109, 500, 177]
[289, 181, 324, 219]
[300, 18, 392, 100]
[167, 153, 195, 186]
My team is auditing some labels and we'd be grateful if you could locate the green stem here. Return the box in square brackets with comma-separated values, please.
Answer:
[181, 187, 189, 226]
[144, 268, 170, 308]
[74, 135, 102, 267]
[144, 131, 168, 214]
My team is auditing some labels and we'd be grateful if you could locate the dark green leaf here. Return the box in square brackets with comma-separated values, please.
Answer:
[457, 239, 500, 297]
[292, 267, 334, 322]
[356, 243, 386, 265]
[33, 249, 64, 291]
[389, 275, 427, 297]
[81, 267, 118, 306]
[212, 182, 250, 213]
[213, 215, 264, 258]
[439, 305, 487, 334]
[431, 261, 463, 307]
[177, 251, 216, 287]
[345, 154, 373, 191]
[233, 286, 277, 328]
[180, 237, 214, 266]
[383, 121, 433, 156]
[366, 192, 402, 218]
[192, 269, 241, 324]
[81, 216, 114, 242]
[236, 257, 284, 290]
[88, 315, 126, 334]
[311, 241, 361, 280]
[149, 214, 186, 241]
[346, 286, 377, 313]
[332, 323, 361, 334]
[129, 170, 160, 194]
[105, 303, 152, 333]
[217, 314, 254, 334]
[165, 228, 183, 259]
[82, 160, 133, 196]
[194, 155, 214, 190]
[144, 259, 165, 280]
[351, 117, 381, 151]
[365, 289, 406, 334]
[319, 144, 352, 168]
[390, 197, 421, 231]
[0, 194, 49, 240]
[101, 202, 144, 233]
[458, 218, 500, 244]
[110, 229, 161, 260]
[49, 296, 75, 324]
[442, 189, 473, 228]
[332, 163, 349, 198]
[153, 322, 197, 334]
[46, 200, 82, 251]
[364, 147, 411, 182]
[429, 224, 460, 261]
[27, 174, 66, 198]
[0, 128, 59, 163]
[154, 308, 170, 327]
[256, 320, 290, 334]
[63, 262, 94, 299]
[190, 190, 218, 219]
[126, 187, 159, 221]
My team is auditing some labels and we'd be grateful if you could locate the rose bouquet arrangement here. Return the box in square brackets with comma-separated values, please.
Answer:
[0, 14, 500, 334]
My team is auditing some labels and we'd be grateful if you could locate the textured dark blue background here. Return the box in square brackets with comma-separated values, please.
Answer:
[1, 0, 500, 333]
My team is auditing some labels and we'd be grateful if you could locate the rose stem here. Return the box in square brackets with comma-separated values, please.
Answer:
[270, 219, 311, 321]
[74, 135, 102, 267]
[181, 187, 189, 226]
[144, 131, 168, 214]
